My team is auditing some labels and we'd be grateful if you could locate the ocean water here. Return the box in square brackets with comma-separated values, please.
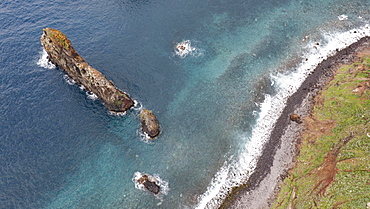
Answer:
[1, 0, 370, 208]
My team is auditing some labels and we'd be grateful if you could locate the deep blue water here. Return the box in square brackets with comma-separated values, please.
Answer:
[1, 0, 370, 208]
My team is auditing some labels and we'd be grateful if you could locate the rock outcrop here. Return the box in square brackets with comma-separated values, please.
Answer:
[139, 109, 160, 139]
[137, 174, 160, 195]
[40, 28, 134, 113]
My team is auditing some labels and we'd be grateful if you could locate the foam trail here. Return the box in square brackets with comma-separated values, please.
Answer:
[37, 49, 56, 69]
[196, 24, 370, 209]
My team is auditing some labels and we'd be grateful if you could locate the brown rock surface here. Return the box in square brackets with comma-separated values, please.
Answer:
[139, 109, 160, 139]
[290, 114, 303, 124]
[40, 28, 134, 113]
[137, 174, 161, 195]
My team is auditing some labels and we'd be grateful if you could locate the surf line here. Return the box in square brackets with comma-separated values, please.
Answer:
[195, 24, 370, 209]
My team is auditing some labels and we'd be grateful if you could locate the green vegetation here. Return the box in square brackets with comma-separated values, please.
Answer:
[272, 56, 370, 208]
[44, 28, 71, 49]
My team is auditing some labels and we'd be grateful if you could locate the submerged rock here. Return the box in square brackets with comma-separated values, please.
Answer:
[137, 175, 160, 195]
[40, 28, 134, 113]
[139, 109, 160, 139]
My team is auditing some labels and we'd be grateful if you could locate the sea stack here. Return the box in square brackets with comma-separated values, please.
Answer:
[137, 174, 161, 195]
[40, 28, 134, 113]
[139, 109, 160, 139]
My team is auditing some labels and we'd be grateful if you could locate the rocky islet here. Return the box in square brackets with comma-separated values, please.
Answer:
[139, 109, 161, 139]
[41, 28, 160, 139]
[41, 28, 135, 113]
[41, 28, 163, 195]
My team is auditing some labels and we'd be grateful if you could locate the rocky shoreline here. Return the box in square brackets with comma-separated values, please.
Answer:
[220, 36, 370, 208]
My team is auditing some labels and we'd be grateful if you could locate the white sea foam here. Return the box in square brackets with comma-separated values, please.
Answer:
[86, 91, 98, 100]
[136, 128, 154, 144]
[108, 111, 127, 116]
[37, 49, 56, 69]
[132, 99, 144, 112]
[338, 14, 348, 21]
[174, 40, 202, 58]
[195, 24, 370, 208]
[132, 171, 170, 201]
[63, 75, 76, 85]
[63, 75, 99, 101]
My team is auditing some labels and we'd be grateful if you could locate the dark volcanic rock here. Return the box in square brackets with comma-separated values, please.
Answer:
[40, 28, 134, 113]
[137, 175, 160, 194]
[139, 109, 160, 139]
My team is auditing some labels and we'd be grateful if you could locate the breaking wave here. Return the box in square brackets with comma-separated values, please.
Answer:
[195, 24, 370, 208]
[174, 40, 203, 58]
[37, 49, 56, 69]
[86, 91, 98, 100]
[63, 75, 76, 86]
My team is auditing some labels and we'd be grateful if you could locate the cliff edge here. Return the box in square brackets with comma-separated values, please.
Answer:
[272, 50, 370, 209]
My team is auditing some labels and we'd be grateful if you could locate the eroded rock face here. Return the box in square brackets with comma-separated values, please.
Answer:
[40, 28, 134, 113]
[137, 175, 160, 194]
[139, 109, 160, 139]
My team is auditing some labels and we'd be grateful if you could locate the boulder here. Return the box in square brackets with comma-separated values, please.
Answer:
[290, 114, 303, 124]
[40, 28, 134, 113]
[139, 109, 160, 139]
[137, 175, 160, 194]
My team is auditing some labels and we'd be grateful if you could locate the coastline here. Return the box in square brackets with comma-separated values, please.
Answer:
[220, 36, 370, 209]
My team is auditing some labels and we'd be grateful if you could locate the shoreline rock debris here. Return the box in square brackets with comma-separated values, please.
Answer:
[290, 113, 303, 124]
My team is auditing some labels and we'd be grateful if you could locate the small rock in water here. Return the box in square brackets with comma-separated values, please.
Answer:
[139, 109, 161, 139]
[177, 45, 186, 51]
[137, 174, 161, 195]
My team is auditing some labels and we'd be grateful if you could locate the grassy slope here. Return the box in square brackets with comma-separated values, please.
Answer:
[272, 56, 370, 208]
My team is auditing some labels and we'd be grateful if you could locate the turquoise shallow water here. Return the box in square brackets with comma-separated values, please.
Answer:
[1, 0, 370, 208]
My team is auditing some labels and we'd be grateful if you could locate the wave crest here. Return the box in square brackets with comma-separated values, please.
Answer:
[195, 24, 370, 209]
[37, 49, 56, 69]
